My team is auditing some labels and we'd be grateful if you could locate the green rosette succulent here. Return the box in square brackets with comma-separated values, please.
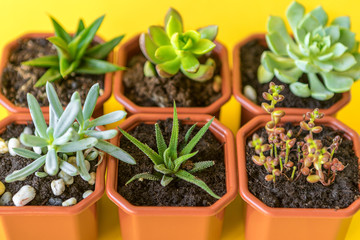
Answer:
[258, 1, 360, 100]
[140, 8, 218, 82]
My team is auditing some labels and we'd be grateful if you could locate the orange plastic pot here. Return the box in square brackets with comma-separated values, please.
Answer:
[106, 113, 237, 240]
[237, 115, 360, 240]
[113, 34, 232, 116]
[0, 113, 107, 240]
[232, 34, 351, 125]
[0, 32, 113, 117]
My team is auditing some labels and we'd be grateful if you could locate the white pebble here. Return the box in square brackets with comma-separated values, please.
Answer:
[33, 146, 42, 155]
[0, 138, 8, 154]
[62, 197, 77, 207]
[85, 160, 90, 172]
[0, 192, 12, 205]
[244, 85, 257, 103]
[51, 179, 65, 196]
[23, 127, 33, 135]
[82, 190, 93, 199]
[88, 172, 96, 185]
[8, 138, 20, 156]
[59, 171, 74, 185]
[12, 185, 36, 206]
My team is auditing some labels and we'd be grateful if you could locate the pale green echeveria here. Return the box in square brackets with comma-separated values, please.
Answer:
[5, 82, 135, 183]
[22, 15, 125, 87]
[258, 1, 360, 100]
[140, 8, 218, 82]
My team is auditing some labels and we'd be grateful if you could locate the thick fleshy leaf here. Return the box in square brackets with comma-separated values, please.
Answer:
[309, 6, 328, 26]
[295, 60, 320, 73]
[198, 25, 218, 41]
[76, 150, 91, 181]
[267, 16, 296, 50]
[313, 60, 333, 72]
[155, 123, 167, 158]
[321, 72, 353, 93]
[326, 43, 347, 58]
[289, 82, 311, 98]
[82, 83, 99, 120]
[47, 36, 70, 57]
[144, 60, 157, 77]
[173, 151, 198, 172]
[308, 73, 334, 100]
[149, 26, 170, 46]
[161, 175, 174, 186]
[286, 1, 305, 31]
[76, 58, 125, 74]
[84, 129, 118, 140]
[86, 35, 124, 59]
[338, 29, 356, 52]
[95, 139, 135, 164]
[139, 33, 162, 64]
[181, 58, 215, 82]
[175, 170, 220, 199]
[184, 124, 196, 144]
[318, 52, 334, 61]
[50, 16, 72, 43]
[274, 67, 302, 84]
[20, 134, 48, 147]
[166, 16, 183, 38]
[331, 16, 350, 29]
[168, 103, 179, 160]
[184, 30, 201, 44]
[53, 128, 76, 145]
[89, 111, 126, 128]
[286, 45, 301, 60]
[118, 128, 162, 165]
[13, 148, 41, 159]
[164, 8, 183, 33]
[46, 82, 64, 117]
[27, 93, 48, 139]
[125, 172, 161, 185]
[35, 68, 62, 87]
[257, 65, 274, 84]
[180, 52, 200, 73]
[154, 164, 173, 175]
[155, 45, 177, 62]
[5, 155, 46, 183]
[22, 55, 59, 68]
[57, 138, 98, 153]
[54, 99, 81, 138]
[46, 148, 59, 176]
[70, 91, 84, 124]
[190, 39, 216, 55]
[328, 53, 356, 71]
[188, 161, 215, 173]
[325, 26, 340, 43]
[261, 51, 295, 73]
[156, 57, 181, 77]
[59, 160, 79, 176]
[299, 14, 321, 32]
[59, 57, 79, 77]
[162, 148, 174, 171]
[75, 19, 85, 37]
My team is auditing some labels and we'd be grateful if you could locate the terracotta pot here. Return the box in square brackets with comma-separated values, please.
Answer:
[237, 115, 360, 240]
[233, 34, 351, 125]
[0, 32, 113, 117]
[113, 34, 232, 116]
[0, 113, 107, 240]
[106, 113, 237, 240]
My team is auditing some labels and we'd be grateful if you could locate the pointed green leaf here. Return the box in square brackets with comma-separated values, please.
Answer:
[76, 150, 91, 181]
[181, 58, 215, 82]
[166, 16, 183, 38]
[35, 68, 62, 87]
[308, 73, 334, 100]
[89, 111, 126, 128]
[50, 16, 72, 43]
[274, 67, 302, 84]
[321, 72, 353, 93]
[22, 55, 59, 68]
[338, 28, 355, 50]
[155, 45, 177, 62]
[155, 123, 167, 158]
[13, 148, 41, 159]
[84, 129, 118, 140]
[149, 26, 170, 46]
[156, 57, 181, 77]
[27, 93, 48, 139]
[267, 16, 296, 51]
[139, 33, 162, 64]
[154, 164, 173, 174]
[46, 148, 59, 176]
[289, 82, 311, 98]
[309, 6, 328, 26]
[258, 64, 274, 84]
[53, 128, 76, 145]
[331, 16, 350, 29]
[47, 36, 70, 55]
[86, 35, 124, 59]
[82, 83, 99, 120]
[125, 172, 161, 185]
[70, 91, 84, 124]
[58, 138, 98, 153]
[190, 39, 216, 55]
[144, 61, 156, 77]
[75, 19, 85, 37]
[261, 51, 295, 73]
[164, 8, 183, 33]
[95, 139, 135, 164]
[54, 99, 81, 138]
[5, 155, 46, 182]
[188, 161, 215, 173]
[325, 26, 340, 43]
[328, 53, 357, 71]
[20, 134, 48, 147]
[299, 13, 321, 32]
[59, 159, 79, 176]
[184, 124, 196, 144]
[295, 60, 320, 73]
[46, 82, 63, 118]
[76, 58, 125, 74]
[286, 1, 305, 32]
[198, 25, 218, 41]
[180, 52, 200, 73]
[173, 151, 198, 172]
[161, 175, 174, 186]
[169, 103, 179, 160]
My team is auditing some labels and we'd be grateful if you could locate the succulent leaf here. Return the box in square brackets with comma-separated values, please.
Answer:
[198, 25, 218, 41]
[22, 55, 59, 68]
[95, 139, 136, 165]
[5, 155, 46, 183]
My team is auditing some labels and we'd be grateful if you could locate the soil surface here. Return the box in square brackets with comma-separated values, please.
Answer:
[117, 119, 226, 206]
[240, 39, 342, 109]
[0, 123, 97, 206]
[246, 122, 359, 209]
[1, 37, 105, 108]
[122, 53, 222, 107]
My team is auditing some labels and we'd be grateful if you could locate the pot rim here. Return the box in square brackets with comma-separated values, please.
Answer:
[0, 32, 113, 114]
[106, 113, 238, 216]
[113, 34, 232, 115]
[232, 33, 351, 116]
[0, 113, 106, 215]
[237, 114, 360, 218]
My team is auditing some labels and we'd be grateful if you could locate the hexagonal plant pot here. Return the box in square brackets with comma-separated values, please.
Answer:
[0, 33, 113, 117]
[233, 34, 351, 125]
[0, 113, 106, 240]
[106, 113, 237, 240]
[113, 34, 231, 116]
[237, 115, 360, 240]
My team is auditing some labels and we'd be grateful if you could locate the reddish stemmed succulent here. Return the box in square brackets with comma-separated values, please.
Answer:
[248, 82, 344, 186]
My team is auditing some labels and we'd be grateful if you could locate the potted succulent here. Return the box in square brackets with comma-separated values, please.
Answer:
[113, 8, 231, 116]
[0, 82, 135, 240]
[233, 1, 358, 124]
[0, 15, 124, 117]
[237, 82, 360, 239]
[106, 105, 237, 240]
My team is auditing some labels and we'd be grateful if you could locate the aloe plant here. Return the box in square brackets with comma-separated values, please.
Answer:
[119, 103, 220, 199]
[258, 1, 360, 100]
[140, 8, 218, 82]
[22, 15, 125, 87]
[5, 82, 135, 183]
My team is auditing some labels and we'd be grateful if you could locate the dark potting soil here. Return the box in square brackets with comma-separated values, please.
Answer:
[246, 123, 359, 209]
[1, 37, 105, 108]
[0, 123, 97, 206]
[122, 53, 222, 108]
[240, 39, 342, 108]
[117, 119, 226, 206]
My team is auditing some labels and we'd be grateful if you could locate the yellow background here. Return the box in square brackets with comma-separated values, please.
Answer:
[0, 0, 360, 239]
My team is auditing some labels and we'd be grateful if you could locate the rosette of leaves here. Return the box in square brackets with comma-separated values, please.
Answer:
[22, 15, 125, 87]
[5, 82, 135, 182]
[119, 103, 220, 199]
[140, 8, 218, 82]
[258, 1, 360, 100]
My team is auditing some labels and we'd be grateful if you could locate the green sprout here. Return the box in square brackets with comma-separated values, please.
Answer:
[119, 103, 220, 199]
[22, 15, 125, 87]
[140, 8, 218, 82]
[5, 82, 135, 183]
[258, 1, 360, 100]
